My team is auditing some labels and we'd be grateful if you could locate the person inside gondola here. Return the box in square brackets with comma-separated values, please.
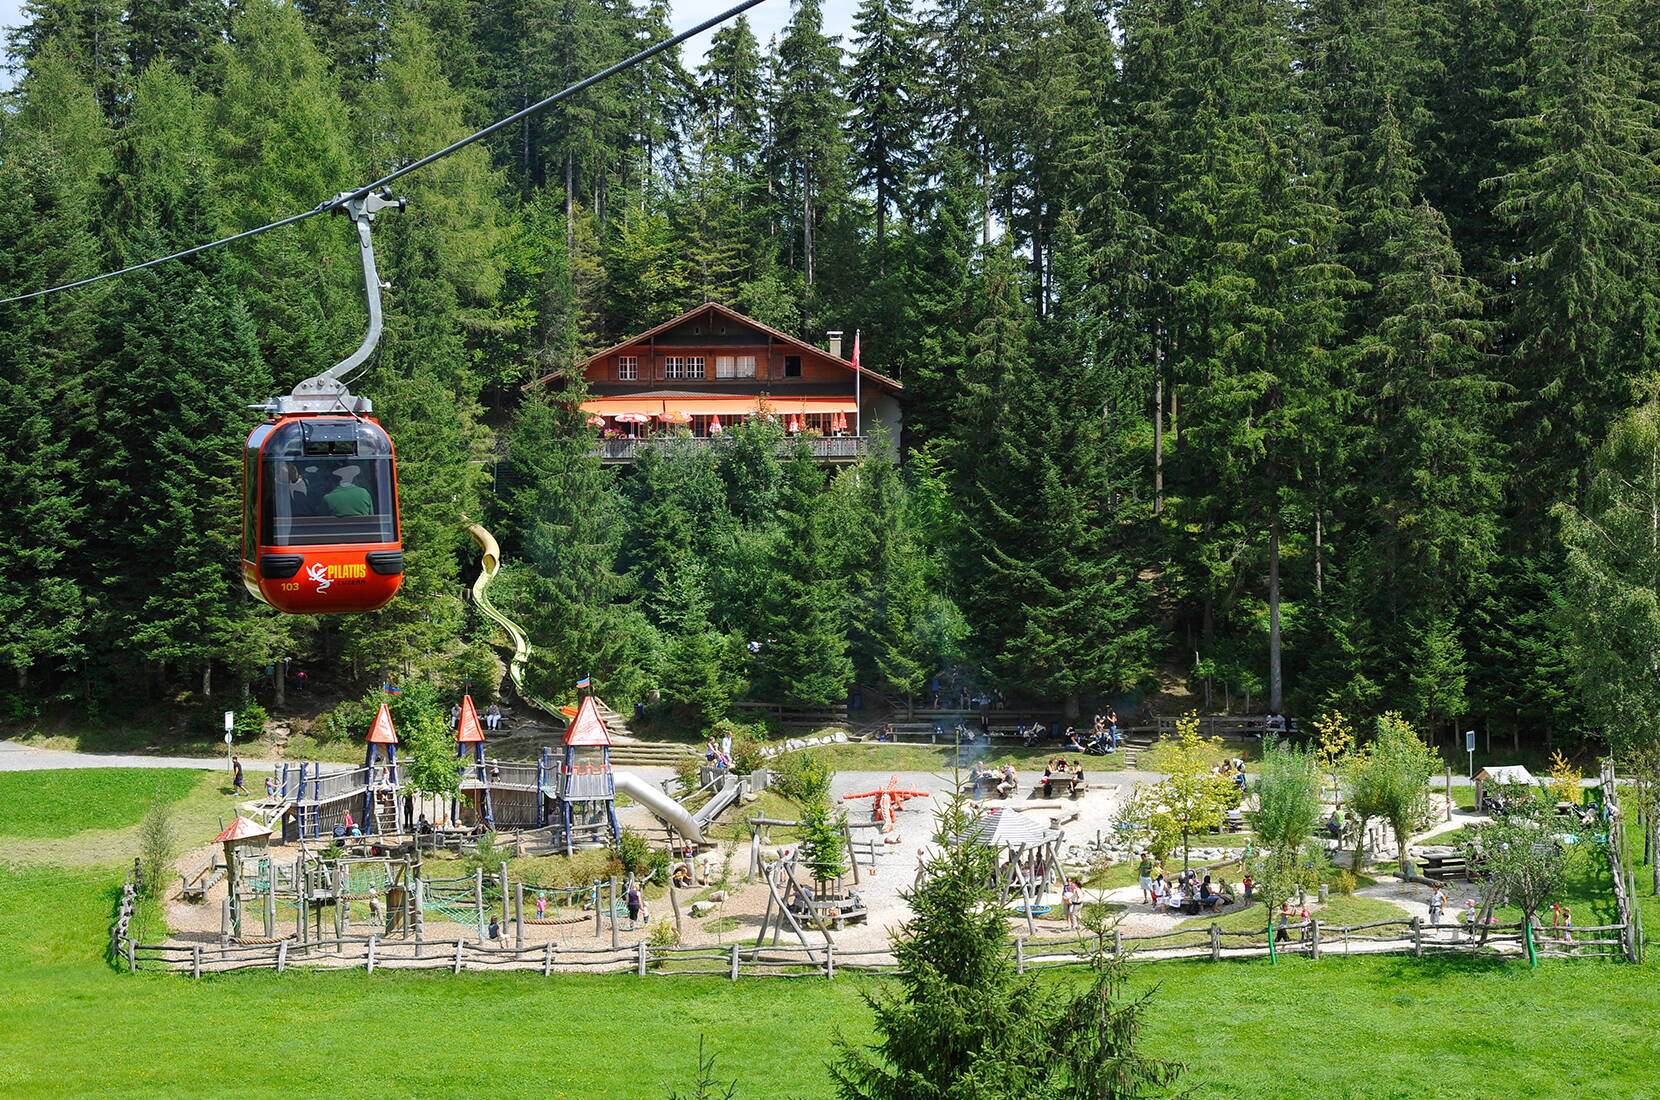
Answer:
[324, 464, 374, 517]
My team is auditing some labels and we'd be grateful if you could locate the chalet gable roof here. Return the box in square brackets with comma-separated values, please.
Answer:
[527, 302, 902, 392]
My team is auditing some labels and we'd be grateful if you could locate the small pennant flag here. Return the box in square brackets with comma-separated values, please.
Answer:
[382, 683, 402, 695]
[575, 675, 592, 690]
[852, 329, 861, 370]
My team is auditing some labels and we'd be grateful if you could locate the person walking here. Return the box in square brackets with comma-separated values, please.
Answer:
[625, 881, 643, 930]
[231, 755, 248, 796]
[1137, 853, 1155, 903]
[1428, 884, 1446, 929]
[1062, 878, 1083, 931]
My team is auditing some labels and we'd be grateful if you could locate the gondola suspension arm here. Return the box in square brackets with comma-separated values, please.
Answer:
[254, 191, 405, 417]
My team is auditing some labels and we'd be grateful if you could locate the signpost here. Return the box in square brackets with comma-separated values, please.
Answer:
[225, 711, 236, 772]
[1465, 729, 1476, 780]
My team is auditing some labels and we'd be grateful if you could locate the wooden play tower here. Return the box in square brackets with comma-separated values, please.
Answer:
[554, 695, 620, 854]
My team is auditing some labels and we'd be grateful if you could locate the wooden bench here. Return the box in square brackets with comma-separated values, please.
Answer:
[178, 857, 225, 902]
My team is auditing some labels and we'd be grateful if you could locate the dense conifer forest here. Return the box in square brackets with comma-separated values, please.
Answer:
[1, 0, 1656, 748]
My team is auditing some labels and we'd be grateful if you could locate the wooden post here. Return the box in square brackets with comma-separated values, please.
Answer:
[842, 818, 860, 886]
[1412, 917, 1423, 957]
[498, 860, 510, 934]
[453, 938, 464, 974]
[1210, 922, 1221, 962]
[1310, 920, 1321, 960]
[1445, 766, 1453, 821]
[1016, 937, 1026, 975]
[826, 941, 835, 979]
[729, 943, 741, 981]
[366, 933, 377, 974]
[264, 874, 275, 937]
[126, 939, 136, 972]
[593, 880, 602, 938]
[637, 940, 649, 977]
[297, 865, 307, 945]
[1113, 929, 1122, 956]
[221, 897, 233, 956]
[669, 878, 682, 934]
[514, 882, 525, 949]
[277, 939, 289, 973]
[543, 942, 554, 976]
[609, 880, 620, 950]
[414, 878, 425, 957]
[474, 867, 486, 942]
[334, 866, 346, 939]
[192, 944, 202, 979]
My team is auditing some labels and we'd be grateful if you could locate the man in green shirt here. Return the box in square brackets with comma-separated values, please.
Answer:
[324, 466, 374, 517]
[1138, 853, 1155, 903]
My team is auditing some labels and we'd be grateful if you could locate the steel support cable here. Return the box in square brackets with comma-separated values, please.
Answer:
[0, 0, 767, 307]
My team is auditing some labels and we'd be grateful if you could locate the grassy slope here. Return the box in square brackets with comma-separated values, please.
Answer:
[0, 770, 202, 838]
[4, 770, 1660, 1099]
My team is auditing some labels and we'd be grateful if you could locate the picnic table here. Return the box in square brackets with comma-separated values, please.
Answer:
[1040, 772, 1083, 798]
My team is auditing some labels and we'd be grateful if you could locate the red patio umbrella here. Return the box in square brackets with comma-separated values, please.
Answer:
[787, 416, 802, 433]
[833, 412, 848, 433]
[659, 409, 692, 425]
[587, 415, 606, 427]
[709, 415, 723, 434]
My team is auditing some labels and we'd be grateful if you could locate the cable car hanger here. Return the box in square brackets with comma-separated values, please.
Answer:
[251, 190, 405, 420]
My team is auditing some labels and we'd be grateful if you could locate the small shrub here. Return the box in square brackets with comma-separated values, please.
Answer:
[233, 702, 269, 741]
[617, 828, 654, 877]
[673, 756, 701, 797]
[771, 752, 831, 803]
[649, 920, 682, 949]
[1326, 870, 1357, 895]
[137, 799, 175, 901]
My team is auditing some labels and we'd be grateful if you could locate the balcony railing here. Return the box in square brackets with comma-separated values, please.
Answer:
[594, 435, 870, 464]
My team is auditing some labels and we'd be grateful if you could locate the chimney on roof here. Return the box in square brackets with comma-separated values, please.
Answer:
[826, 330, 844, 359]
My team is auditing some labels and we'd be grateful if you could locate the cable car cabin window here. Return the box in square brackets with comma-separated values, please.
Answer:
[260, 420, 398, 547]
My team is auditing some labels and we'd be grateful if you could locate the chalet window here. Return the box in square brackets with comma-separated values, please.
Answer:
[618, 355, 638, 381]
[736, 355, 756, 378]
[784, 355, 802, 378]
[716, 355, 735, 379]
[665, 356, 706, 380]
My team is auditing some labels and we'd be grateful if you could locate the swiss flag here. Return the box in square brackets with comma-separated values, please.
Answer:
[852, 330, 861, 370]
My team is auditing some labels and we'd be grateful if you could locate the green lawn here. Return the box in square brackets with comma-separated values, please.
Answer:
[4, 769, 1660, 1099]
[0, 770, 203, 839]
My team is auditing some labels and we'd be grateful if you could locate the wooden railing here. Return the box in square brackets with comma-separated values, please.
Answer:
[594, 435, 869, 464]
[116, 912, 1626, 979]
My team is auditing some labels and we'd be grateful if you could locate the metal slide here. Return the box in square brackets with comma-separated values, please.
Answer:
[614, 771, 707, 846]
[464, 522, 563, 716]
[467, 521, 707, 845]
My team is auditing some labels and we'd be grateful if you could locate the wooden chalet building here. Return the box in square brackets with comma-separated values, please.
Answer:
[532, 303, 903, 464]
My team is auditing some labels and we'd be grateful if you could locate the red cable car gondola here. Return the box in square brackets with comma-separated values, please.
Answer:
[242, 192, 406, 614]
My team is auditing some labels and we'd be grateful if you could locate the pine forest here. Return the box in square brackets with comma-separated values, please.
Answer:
[2, 0, 1658, 754]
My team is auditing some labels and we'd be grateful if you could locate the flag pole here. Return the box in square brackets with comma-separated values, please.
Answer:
[854, 329, 862, 439]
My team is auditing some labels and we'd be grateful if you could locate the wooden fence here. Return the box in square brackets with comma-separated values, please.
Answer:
[1600, 759, 1644, 962]
[113, 913, 1627, 979]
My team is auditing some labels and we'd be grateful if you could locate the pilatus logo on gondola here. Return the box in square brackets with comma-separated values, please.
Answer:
[307, 562, 368, 593]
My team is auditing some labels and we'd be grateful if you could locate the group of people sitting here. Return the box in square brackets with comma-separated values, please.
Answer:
[968, 761, 1022, 799]
[1147, 864, 1237, 914]
[1040, 757, 1087, 797]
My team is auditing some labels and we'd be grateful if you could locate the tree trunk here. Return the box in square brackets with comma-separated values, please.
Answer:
[1153, 342, 1164, 516]
[202, 663, 212, 699]
[565, 150, 574, 260]
[1268, 512, 1283, 712]
[274, 665, 286, 709]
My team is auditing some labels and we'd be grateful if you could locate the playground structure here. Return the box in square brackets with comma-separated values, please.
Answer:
[266, 693, 625, 852]
[843, 774, 930, 830]
[958, 807, 1065, 935]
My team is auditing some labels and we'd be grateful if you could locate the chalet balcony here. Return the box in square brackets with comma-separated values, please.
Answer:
[593, 434, 871, 465]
